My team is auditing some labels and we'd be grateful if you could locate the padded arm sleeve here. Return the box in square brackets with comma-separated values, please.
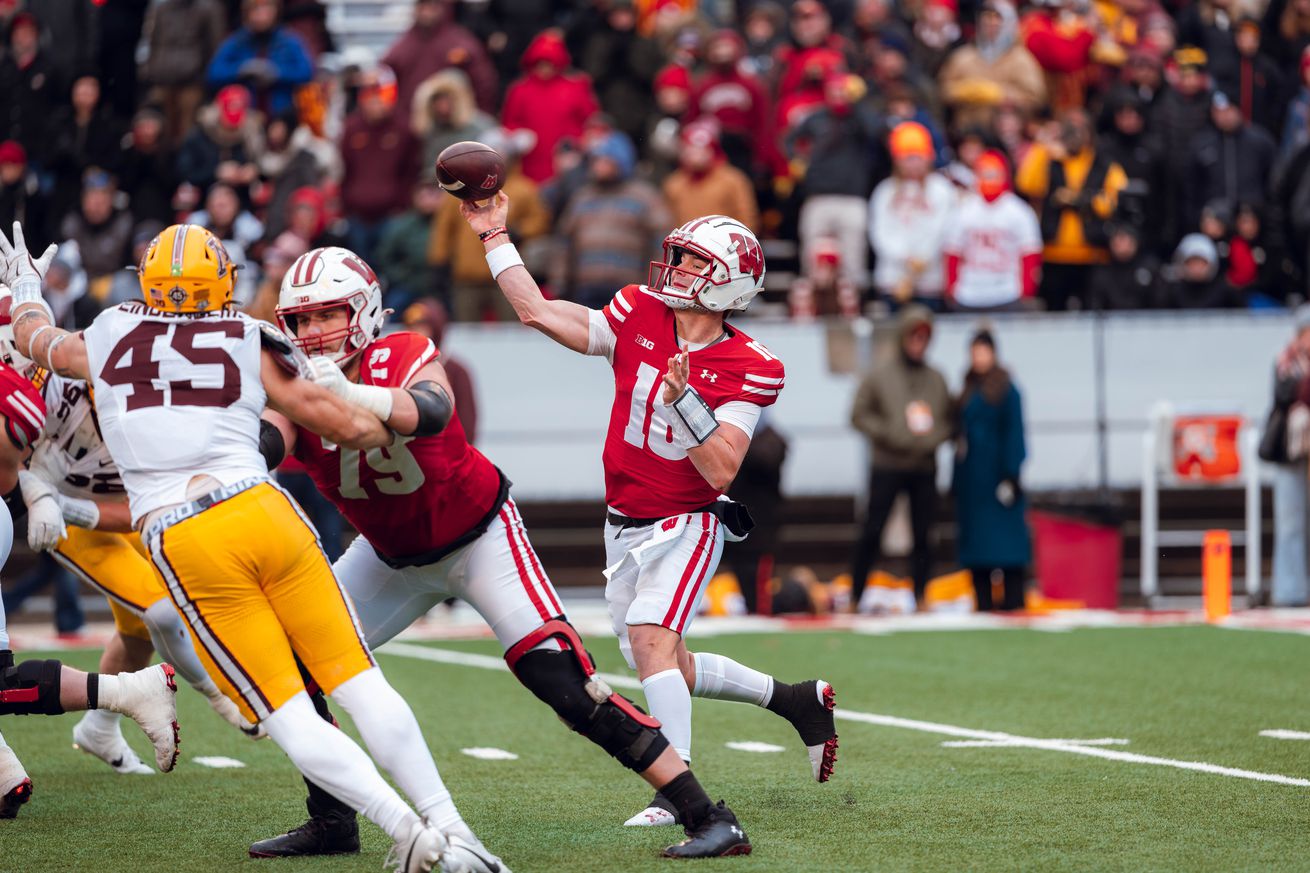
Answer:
[406, 381, 454, 436]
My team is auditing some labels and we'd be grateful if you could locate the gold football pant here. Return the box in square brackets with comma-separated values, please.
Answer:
[53, 528, 158, 641]
[146, 482, 374, 723]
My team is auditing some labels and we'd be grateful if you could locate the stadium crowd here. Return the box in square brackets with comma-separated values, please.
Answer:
[2, 0, 1309, 326]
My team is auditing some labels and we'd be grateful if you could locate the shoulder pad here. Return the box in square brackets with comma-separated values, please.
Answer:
[257, 320, 312, 379]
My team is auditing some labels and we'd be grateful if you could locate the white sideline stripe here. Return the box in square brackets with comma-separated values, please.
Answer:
[193, 756, 246, 769]
[1260, 729, 1310, 740]
[378, 642, 1310, 789]
[726, 741, 786, 753]
[942, 738, 1129, 748]
[462, 747, 519, 760]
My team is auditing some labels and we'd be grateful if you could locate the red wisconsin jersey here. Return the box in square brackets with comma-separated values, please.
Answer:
[0, 362, 46, 450]
[600, 285, 785, 517]
[291, 332, 502, 561]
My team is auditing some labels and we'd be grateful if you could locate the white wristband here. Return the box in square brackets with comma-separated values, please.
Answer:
[11, 278, 53, 321]
[59, 495, 100, 530]
[343, 381, 394, 422]
[485, 243, 524, 280]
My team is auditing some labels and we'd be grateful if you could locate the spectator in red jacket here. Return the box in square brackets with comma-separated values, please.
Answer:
[690, 30, 780, 181]
[776, 0, 853, 107]
[383, 0, 497, 116]
[1020, 0, 1096, 111]
[338, 65, 419, 263]
[501, 30, 599, 184]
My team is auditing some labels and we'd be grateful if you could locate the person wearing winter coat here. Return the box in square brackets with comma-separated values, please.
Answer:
[1265, 305, 1310, 606]
[1184, 89, 1277, 229]
[1159, 233, 1240, 308]
[869, 121, 957, 309]
[59, 170, 134, 298]
[1097, 85, 1164, 248]
[788, 73, 885, 291]
[943, 150, 1042, 310]
[662, 121, 760, 232]
[1086, 222, 1161, 309]
[953, 329, 1031, 611]
[374, 180, 443, 312]
[141, 0, 227, 146]
[1148, 47, 1214, 247]
[501, 31, 600, 184]
[176, 85, 266, 205]
[576, 0, 664, 149]
[382, 0, 498, 116]
[550, 131, 670, 309]
[849, 305, 955, 610]
[116, 109, 179, 229]
[338, 65, 420, 263]
[206, 0, 314, 117]
[0, 140, 49, 252]
[938, 0, 1047, 129]
[411, 69, 496, 179]
[689, 30, 780, 181]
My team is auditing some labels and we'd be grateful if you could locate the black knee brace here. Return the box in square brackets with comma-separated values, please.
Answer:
[0, 652, 64, 715]
[507, 621, 668, 773]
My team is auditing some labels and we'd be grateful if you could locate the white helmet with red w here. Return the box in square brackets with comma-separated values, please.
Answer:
[0, 287, 35, 377]
[276, 247, 387, 366]
[647, 215, 766, 312]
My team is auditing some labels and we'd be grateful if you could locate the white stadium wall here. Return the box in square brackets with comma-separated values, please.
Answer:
[441, 311, 1292, 499]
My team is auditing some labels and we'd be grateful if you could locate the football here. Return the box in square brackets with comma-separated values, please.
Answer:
[434, 140, 507, 202]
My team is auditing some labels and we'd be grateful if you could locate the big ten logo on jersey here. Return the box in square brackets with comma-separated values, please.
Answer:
[367, 347, 391, 382]
[324, 434, 427, 499]
[100, 320, 242, 411]
[635, 334, 655, 350]
[622, 362, 686, 461]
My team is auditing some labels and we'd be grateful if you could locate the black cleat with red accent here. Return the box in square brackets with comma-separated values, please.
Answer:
[662, 801, 751, 859]
[767, 679, 838, 782]
[1, 778, 32, 819]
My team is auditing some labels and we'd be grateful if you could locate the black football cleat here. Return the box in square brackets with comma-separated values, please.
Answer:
[662, 801, 751, 859]
[249, 812, 360, 858]
[778, 679, 839, 782]
[1, 778, 32, 819]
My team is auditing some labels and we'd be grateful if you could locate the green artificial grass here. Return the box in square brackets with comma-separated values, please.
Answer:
[1, 626, 1306, 872]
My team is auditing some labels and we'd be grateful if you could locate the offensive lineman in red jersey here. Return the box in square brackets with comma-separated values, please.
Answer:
[461, 194, 838, 828]
[256, 246, 751, 864]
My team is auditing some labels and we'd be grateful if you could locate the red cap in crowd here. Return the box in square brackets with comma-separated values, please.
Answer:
[654, 63, 692, 95]
[0, 140, 26, 166]
[521, 31, 570, 71]
[975, 150, 1010, 202]
[216, 84, 250, 127]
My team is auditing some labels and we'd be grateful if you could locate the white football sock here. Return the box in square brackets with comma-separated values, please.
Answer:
[331, 667, 464, 832]
[263, 691, 420, 840]
[143, 600, 218, 696]
[78, 707, 122, 734]
[692, 652, 774, 708]
[0, 730, 27, 794]
[642, 668, 693, 762]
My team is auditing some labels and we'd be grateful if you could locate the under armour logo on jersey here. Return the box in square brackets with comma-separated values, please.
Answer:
[700, 369, 717, 383]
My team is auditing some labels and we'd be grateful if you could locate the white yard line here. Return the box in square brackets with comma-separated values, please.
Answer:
[379, 641, 1310, 789]
[1260, 729, 1310, 741]
[192, 756, 246, 769]
[942, 738, 1129, 748]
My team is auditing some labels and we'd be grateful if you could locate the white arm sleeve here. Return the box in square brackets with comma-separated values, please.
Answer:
[586, 308, 617, 362]
[715, 401, 762, 440]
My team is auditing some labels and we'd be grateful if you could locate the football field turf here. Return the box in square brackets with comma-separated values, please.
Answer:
[2, 624, 1306, 872]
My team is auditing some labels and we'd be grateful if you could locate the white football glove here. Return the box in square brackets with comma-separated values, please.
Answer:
[306, 355, 349, 396]
[28, 439, 70, 486]
[307, 355, 394, 421]
[0, 221, 57, 290]
[19, 469, 67, 551]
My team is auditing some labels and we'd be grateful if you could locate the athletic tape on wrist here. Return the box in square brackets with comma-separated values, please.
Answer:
[670, 386, 719, 445]
[59, 495, 99, 530]
[10, 279, 53, 321]
[344, 381, 394, 422]
[486, 243, 524, 280]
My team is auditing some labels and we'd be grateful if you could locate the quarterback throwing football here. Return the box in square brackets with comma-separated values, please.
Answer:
[463, 194, 838, 828]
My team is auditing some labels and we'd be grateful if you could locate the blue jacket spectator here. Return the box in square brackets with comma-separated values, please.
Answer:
[952, 329, 1031, 611]
[207, 0, 313, 117]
